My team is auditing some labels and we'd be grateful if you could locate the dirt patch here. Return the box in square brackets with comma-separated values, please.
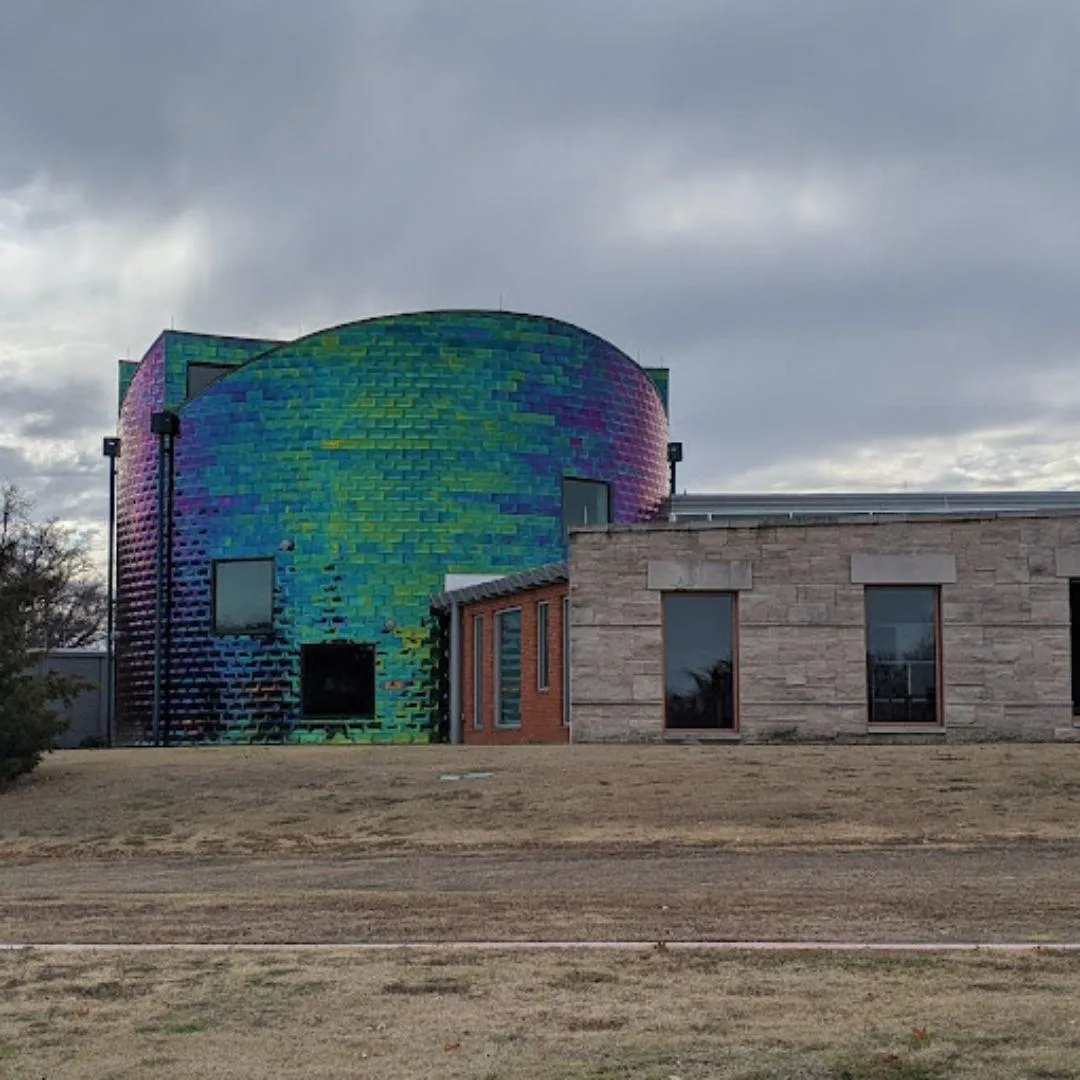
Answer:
[4, 844, 1080, 945]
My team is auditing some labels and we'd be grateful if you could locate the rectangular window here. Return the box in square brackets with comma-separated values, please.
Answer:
[212, 558, 274, 634]
[865, 586, 940, 725]
[472, 615, 484, 730]
[563, 595, 571, 725]
[301, 643, 375, 718]
[186, 362, 234, 399]
[536, 601, 550, 691]
[562, 477, 610, 536]
[663, 593, 736, 730]
[495, 608, 522, 728]
[1071, 582, 1080, 718]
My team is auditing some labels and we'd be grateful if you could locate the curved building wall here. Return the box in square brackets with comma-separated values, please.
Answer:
[115, 332, 282, 743]
[116, 311, 669, 744]
[115, 335, 165, 743]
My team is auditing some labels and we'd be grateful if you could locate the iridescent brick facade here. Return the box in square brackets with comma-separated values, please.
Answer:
[115, 311, 669, 744]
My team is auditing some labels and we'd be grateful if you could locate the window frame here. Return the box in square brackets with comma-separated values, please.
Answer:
[864, 585, 943, 728]
[561, 476, 612, 538]
[1069, 581, 1080, 720]
[494, 606, 523, 729]
[472, 614, 485, 730]
[562, 595, 571, 726]
[211, 557, 275, 636]
[661, 591, 739, 732]
[536, 600, 550, 692]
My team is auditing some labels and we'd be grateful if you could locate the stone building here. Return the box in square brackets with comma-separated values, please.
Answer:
[568, 512, 1080, 743]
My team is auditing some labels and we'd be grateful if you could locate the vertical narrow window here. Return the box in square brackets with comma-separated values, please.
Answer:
[865, 586, 940, 725]
[1069, 582, 1080, 717]
[536, 601, 550, 691]
[663, 593, 736, 730]
[562, 478, 611, 537]
[495, 608, 522, 728]
[562, 595, 571, 726]
[472, 615, 484, 730]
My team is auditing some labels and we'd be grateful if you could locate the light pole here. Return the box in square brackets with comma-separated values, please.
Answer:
[102, 436, 121, 747]
[667, 441, 683, 497]
[150, 411, 180, 746]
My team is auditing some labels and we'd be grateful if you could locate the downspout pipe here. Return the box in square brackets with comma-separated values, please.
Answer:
[448, 599, 462, 745]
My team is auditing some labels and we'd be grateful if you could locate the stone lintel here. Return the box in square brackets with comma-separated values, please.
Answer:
[1054, 547, 1080, 578]
[647, 559, 752, 592]
[850, 553, 957, 585]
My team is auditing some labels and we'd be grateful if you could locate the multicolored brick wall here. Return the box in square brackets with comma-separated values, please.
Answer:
[115, 311, 670, 744]
[115, 331, 282, 744]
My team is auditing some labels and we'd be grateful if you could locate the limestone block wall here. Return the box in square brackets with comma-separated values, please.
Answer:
[569, 514, 1080, 743]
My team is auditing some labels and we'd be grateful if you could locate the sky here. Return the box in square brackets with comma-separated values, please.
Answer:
[3, 0, 1080, 560]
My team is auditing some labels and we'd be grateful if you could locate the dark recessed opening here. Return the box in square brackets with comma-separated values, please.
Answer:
[186, 362, 234, 399]
[301, 643, 376, 719]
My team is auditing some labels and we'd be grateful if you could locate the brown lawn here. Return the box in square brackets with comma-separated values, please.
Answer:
[2, 946, 1079, 1079]
[3, 744, 1080, 1076]
[3, 742, 1080, 858]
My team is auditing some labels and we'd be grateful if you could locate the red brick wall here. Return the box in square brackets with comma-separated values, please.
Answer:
[460, 581, 569, 744]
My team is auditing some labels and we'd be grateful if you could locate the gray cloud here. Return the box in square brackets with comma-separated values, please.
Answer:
[0, 375, 112, 439]
[2, 0, 1080, 519]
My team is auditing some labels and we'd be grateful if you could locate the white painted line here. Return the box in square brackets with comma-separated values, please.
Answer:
[2, 941, 1080, 954]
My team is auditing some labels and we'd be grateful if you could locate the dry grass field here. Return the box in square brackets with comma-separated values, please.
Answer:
[2, 947, 1079, 1079]
[4, 742, 1080, 857]
[3, 743, 1080, 1077]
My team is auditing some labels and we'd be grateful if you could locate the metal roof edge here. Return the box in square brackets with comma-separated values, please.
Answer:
[431, 562, 569, 610]
[573, 507, 1080, 534]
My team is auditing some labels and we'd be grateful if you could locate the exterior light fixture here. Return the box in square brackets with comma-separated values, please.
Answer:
[667, 441, 684, 497]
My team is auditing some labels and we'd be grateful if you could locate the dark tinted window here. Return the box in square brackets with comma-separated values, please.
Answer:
[213, 559, 273, 633]
[1072, 582, 1080, 716]
[663, 593, 736, 729]
[473, 615, 484, 730]
[562, 596, 570, 725]
[562, 478, 610, 535]
[186, 362, 234, 399]
[537, 601, 550, 691]
[865, 586, 939, 725]
[301, 643, 375, 718]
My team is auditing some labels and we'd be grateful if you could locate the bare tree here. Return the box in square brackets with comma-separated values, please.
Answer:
[0, 483, 106, 649]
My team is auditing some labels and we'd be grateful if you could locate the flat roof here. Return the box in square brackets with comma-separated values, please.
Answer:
[668, 490, 1080, 518]
[575, 506, 1080, 534]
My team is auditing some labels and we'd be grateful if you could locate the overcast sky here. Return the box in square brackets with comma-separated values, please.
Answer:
[3, 0, 1080, 556]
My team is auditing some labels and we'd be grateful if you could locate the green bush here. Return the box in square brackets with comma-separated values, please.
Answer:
[1, 482, 98, 786]
[0, 668, 78, 785]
